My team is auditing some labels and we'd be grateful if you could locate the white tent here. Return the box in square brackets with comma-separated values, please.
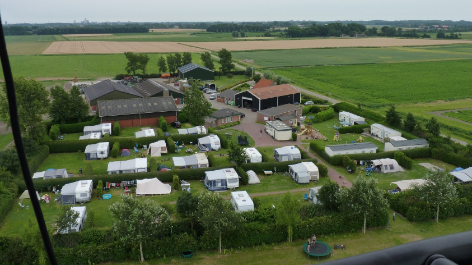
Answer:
[32, 171, 45, 180]
[198, 134, 221, 151]
[107, 158, 147, 174]
[179, 126, 207, 135]
[135, 129, 156, 138]
[247, 170, 260, 184]
[84, 142, 109, 160]
[79, 133, 101, 140]
[231, 191, 254, 212]
[19, 190, 40, 200]
[244, 148, 262, 163]
[391, 179, 427, 192]
[136, 178, 171, 196]
[173, 153, 209, 168]
[147, 140, 167, 157]
[274, 146, 301, 162]
[371, 158, 404, 173]
[44, 169, 68, 179]
[83, 123, 111, 136]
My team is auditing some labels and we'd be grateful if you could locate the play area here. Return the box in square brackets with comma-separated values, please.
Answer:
[303, 241, 332, 258]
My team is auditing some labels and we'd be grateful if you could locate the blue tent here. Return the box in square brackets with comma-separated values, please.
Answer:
[453, 167, 464, 172]
[121, 149, 130, 157]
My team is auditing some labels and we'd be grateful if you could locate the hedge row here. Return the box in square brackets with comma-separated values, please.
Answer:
[45, 134, 206, 153]
[333, 102, 385, 122]
[27, 145, 49, 174]
[0, 183, 18, 224]
[339, 124, 370, 134]
[296, 145, 312, 160]
[301, 93, 330, 105]
[214, 121, 241, 130]
[313, 107, 335, 123]
[214, 132, 228, 149]
[432, 148, 472, 168]
[394, 152, 413, 170]
[0, 237, 38, 264]
[59, 119, 100, 134]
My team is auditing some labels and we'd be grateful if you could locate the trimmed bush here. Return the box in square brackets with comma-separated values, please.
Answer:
[237, 166, 249, 185]
[178, 112, 188, 123]
[49, 124, 61, 140]
[316, 163, 328, 177]
[172, 175, 181, 191]
[156, 128, 164, 136]
[313, 107, 335, 123]
[291, 132, 297, 141]
[28, 145, 49, 174]
[394, 151, 413, 170]
[96, 181, 103, 199]
[166, 137, 175, 153]
[0, 237, 38, 264]
[214, 121, 241, 130]
[111, 142, 120, 158]
[215, 133, 228, 149]
[113, 121, 121, 136]
[208, 127, 216, 134]
[207, 154, 217, 167]
[339, 124, 370, 134]
[159, 116, 168, 132]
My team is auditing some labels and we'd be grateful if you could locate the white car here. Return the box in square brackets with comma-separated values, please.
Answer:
[206, 89, 215, 94]
[209, 93, 216, 100]
[304, 101, 314, 105]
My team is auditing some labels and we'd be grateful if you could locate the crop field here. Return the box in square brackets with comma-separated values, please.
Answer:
[232, 45, 472, 68]
[3, 53, 214, 79]
[275, 60, 472, 106]
[443, 109, 472, 123]
[148, 28, 204, 33]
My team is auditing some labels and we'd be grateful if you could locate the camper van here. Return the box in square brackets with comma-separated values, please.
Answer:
[84, 142, 109, 160]
[244, 148, 262, 163]
[204, 168, 239, 191]
[60, 180, 93, 204]
[59, 206, 87, 234]
[231, 191, 254, 212]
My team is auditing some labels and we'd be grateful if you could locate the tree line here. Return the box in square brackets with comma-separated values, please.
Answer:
[286, 23, 367, 37]
[206, 23, 271, 33]
[3, 24, 148, 35]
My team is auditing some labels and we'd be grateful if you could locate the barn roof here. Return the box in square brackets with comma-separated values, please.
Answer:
[211, 108, 242, 119]
[83, 80, 142, 102]
[217, 89, 238, 99]
[178, 63, 213, 73]
[132, 80, 183, 98]
[247, 84, 299, 100]
[253, 78, 276, 89]
[98, 97, 177, 117]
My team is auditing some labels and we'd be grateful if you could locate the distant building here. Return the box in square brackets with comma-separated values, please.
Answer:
[133, 79, 184, 104]
[205, 108, 243, 128]
[217, 89, 238, 104]
[384, 139, 429, 152]
[178, 63, 214, 81]
[325, 142, 377, 157]
[257, 104, 302, 126]
[253, 78, 276, 89]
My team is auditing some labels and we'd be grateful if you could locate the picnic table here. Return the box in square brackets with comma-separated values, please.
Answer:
[263, 171, 273, 176]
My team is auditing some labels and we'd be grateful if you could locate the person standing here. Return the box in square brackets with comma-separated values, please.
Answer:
[393, 212, 396, 221]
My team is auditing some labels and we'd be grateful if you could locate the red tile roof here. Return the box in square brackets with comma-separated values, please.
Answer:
[248, 84, 299, 100]
[253, 78, 275, 89]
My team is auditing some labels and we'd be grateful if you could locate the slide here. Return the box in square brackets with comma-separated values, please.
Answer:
[298, 129, 307, 136]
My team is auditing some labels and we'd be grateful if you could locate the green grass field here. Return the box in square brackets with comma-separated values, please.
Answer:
[233, 45, 472, 68]
[275, 60, 472, 106]
[0, 133, 13, 150]
[443, 109, 472, 123]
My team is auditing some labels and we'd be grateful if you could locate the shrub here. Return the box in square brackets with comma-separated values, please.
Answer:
[260, 149, 273, 162]
[49, 124, 61, 140]
[83, 211, 95, 230]
[111, 142, 120, 158]
[149, 157, 158, 171]
[214, 121, 241, 130]
[215, 133, 228, 149]
[59, 119, 99, 134]
[313, 107, 335, 123]
[96, 181, 104, 199]
[237, 166, 248, 185]
[166, 137, 175, 153]
[339, 124, 370, 134]
[178, 112, 188, 123]
[172, 175, 181, 191]
[156, 128, 164, 136]
[159, 116, 168, 132]
[394, 151, 413, 170]
[103, 133, 110, 138]
[207, 154, 217, 167]
[208, 127, 216, 134]
[0, 237, 38, 264]
[297, 147, 312, 160]
[291, 132, 297, 141]
[316, 163, 328, 177]
[113, 122, 121, 136]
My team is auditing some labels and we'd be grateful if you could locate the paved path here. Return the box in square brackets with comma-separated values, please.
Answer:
[429, 108, 472, 127]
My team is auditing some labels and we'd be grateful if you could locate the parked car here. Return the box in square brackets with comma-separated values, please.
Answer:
[240, 113, 245, 118]
[206, 89, 215, 94]
[171, 121, 182, 128]
[304, 101, 314, 105]
[293, 102, 299, 105]
[209, 93, 216, 100]
[198, 85, 204, 90]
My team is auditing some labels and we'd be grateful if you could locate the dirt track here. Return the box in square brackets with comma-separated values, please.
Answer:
[42, 38, 472, 54]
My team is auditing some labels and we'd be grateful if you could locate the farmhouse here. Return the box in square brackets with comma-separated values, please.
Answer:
[370, 124, 401, 140]
[83, 123, 112, 136]
[172, 153, 209, 169]
[83, 80, 142, 111]
[136, 178, 171, 196]
[178, 126, 207, 135]
[204, 168, 239, 191]
[234, 84, 301, 111]
[147, 140, 167, 157]
[325, 142, 377, 157]
[370, 158, 404, 173]
[177, 63, 214, 81]
[289, 162, 319, 183]
[205, 108, 242, 128]
[198, 134, 221, 151]
[84, 142, 109, 160]
[384, 138, 429, 152]
[265, 120, 293, 141]
[451, 167, 472, 184]
[107, 158, 147, 174]
[244, 148, 262, 163]
[98, 97, 177, 128]
[274, 146, 301, 162]
[253, 78, 276, 89]
[257, 104, 302, 126]
[132, 79, 184, 104]
[134, 129, 156, 138]
[217, 89, 238, 104]
[231, 191, 254, 212]
[339, 111, 365, 126]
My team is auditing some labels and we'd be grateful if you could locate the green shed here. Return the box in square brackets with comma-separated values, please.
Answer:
[178, 63, 214, 81]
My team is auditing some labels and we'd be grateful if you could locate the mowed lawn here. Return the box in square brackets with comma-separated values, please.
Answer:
[443, 109, 472, 123]
[233, 45, 472, 68]
[275, 60, 472, 106]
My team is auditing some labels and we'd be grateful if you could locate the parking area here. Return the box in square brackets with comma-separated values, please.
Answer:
[203, 90, 257, 124]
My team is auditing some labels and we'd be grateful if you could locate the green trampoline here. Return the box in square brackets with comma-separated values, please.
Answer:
[303, 242, 331, 257]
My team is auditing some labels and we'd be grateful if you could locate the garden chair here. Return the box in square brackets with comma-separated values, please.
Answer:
[134, 147, 139, 153]
[18, 202, 25, 208]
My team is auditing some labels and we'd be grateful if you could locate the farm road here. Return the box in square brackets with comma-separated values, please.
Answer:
[429, 108, 472, 127]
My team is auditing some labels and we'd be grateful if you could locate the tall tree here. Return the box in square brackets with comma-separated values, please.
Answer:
[109, 194, 171, 262]
[414, 171, 457, 223]
[137, 54, 150, 75]
[182, 84, 212, 127]
[240, 31, 246, 38]
[174, 53, 183, 68]
[124, 52, 139, 76]
[158, 56, 167, 73]
[217, 48, 235, 74]
[276, 192, 300, 243]
[55, 206, 79, 233]
[68, 86, 89, 122]
[228, 141, 246, 167]
[166, 54, 177, 74]
[0, 77, 49, 142]
[426, 117, 440, 137]
[337, 176, 388, 234]
[318, 182, 341, 211]
[49, 85, 70, 124]
[200, 52, 214, 70]
[386, 105, 402, 128]
[232, 31, 239, 37]
[404, 112, 417, 132]
[197, 191, 243, 252]
[176, 191, 199, 230]
[182, 52, 192, 65]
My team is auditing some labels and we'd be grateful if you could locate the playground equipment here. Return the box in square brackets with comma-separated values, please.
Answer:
[298, 129, 307, 136]
[333, 131, 341, 142]
[303, 241, 332, 258]
[357, 136, 364, 142]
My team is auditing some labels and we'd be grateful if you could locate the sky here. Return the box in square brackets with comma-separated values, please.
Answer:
[0, 0, 471, 24]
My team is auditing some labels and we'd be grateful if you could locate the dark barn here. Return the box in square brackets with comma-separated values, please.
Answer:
[133, 79, 185, 104]
[83, 80, 142, 111]
[178, 63, 214, 81]
[234, 84, 301, 111]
